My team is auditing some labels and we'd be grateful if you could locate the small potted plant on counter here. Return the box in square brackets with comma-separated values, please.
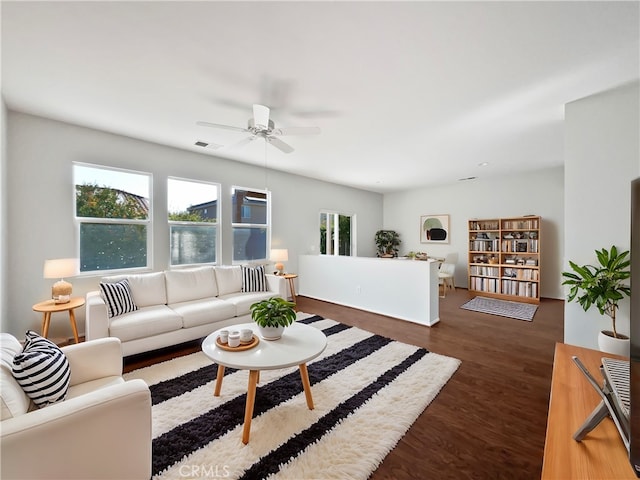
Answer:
[375, 230, 401, 258]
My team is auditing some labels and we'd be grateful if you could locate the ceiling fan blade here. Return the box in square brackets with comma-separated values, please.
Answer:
[267, 136, 294, 154]
[253, 104, 270, 130]
[228, 135, 257, 149]
[273, 126, 321, 136]
[196, 121, 248, 133]
[289, 108, 341, 119]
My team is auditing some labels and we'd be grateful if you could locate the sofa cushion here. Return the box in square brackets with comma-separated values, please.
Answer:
[170, 298, 237, 329]
[219, 291, 275, 316]
[66, 376, 125, 400]
[214, 266, 242, 295]
[1, 333, 32, 420]
[103, 272, 167, 307]
[109, 305, 183, 342]
[12, 331, 71, 408]
[241, 265, 268, 292]
[100, 279, 138, 318]
[165, 267, 218, 304]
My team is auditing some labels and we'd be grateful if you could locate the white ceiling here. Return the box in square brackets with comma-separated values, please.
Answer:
[2, 1, 639, 193]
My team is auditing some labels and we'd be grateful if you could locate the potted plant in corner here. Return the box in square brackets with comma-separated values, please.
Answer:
[250, 296, 297, 340]
[562, 245, 631, 356]
[375, 230, 401, 258]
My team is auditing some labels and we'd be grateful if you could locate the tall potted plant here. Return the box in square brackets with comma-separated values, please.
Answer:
[250, 297, 297, 340]
[561, 245, 631, 355]
[375, 230, 401, 258]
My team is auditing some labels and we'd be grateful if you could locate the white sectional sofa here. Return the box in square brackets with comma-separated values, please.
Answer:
[86, 266, 286, 356]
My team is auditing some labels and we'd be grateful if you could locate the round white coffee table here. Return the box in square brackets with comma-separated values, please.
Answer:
[202, 321, 327, 444]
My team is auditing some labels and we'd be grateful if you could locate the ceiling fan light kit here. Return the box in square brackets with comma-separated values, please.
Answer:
[196, 104, 320, 154]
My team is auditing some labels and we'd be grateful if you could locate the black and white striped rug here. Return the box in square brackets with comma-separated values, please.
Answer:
[124, 314, 461, 480]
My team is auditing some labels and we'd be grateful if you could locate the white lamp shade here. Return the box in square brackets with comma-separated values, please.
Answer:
[43, 258, 79, 279]
[270, 249, 289, 262]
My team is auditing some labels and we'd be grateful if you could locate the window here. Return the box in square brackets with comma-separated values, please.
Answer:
[168, 177, 220, 266]
[232, 187, 270, 262]
[320, 211, 354, 256]
[74, 163, 151, 273]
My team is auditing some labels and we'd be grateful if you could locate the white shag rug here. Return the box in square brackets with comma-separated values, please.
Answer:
[125, 313, 461, 480]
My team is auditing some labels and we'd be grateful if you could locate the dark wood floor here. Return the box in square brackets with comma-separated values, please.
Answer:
[124, 288, 564, 479]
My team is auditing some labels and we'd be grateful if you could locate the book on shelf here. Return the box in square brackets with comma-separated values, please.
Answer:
[500, 279, 538, 298]
[502, 219, 539, 230]
[470, 266, 500, 277]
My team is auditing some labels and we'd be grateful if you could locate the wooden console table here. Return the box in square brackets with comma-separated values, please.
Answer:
[542, 342, 635, 479]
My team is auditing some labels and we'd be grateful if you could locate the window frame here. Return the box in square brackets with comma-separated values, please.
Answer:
[231, 185, 271, 264]
[320, 210, 356, 257]
[167, 176, 221, 268]
[73, 162, 153, 275]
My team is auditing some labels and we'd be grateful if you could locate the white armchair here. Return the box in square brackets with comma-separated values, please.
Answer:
[1, 333, 151, 480]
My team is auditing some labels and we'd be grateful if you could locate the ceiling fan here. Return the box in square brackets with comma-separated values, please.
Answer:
[196, 104, 320, 154]
[212, 75, 341, 119]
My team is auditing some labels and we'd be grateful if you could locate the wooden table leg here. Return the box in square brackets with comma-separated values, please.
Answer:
[214, 364, 225, 396]
[242, 370, 260, 444]
[41, 312, 51, 339]
[68, 309, 80, 344]
[288, 278, 297, 307]
[299, 363, 314, 410]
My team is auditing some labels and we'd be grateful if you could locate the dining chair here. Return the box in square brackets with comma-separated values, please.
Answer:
[438, 252, 458, 298]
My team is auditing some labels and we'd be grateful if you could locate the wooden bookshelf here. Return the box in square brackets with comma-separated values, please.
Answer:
[468, 216, 540, 304]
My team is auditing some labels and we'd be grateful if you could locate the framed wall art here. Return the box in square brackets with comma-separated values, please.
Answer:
[420, 214, 450, 244]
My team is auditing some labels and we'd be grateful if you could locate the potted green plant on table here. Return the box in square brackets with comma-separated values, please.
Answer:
[562, 245, 631, 356]
[250, 296, 297, 340]
[375, 230, 401, 258]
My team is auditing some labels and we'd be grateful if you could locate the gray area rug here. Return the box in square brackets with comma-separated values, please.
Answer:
[460, 296, 538, 321]
[124, 313, 461, 479]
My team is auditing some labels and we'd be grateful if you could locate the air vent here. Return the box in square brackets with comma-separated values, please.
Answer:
[194, 140, 222, 150]
[458, 176, 477, 181]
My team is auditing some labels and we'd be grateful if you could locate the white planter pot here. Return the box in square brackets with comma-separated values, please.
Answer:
[598, 330, 630, 357]
[257, 325, 285, 340]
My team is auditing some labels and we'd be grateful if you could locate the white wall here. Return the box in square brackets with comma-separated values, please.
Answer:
[3, 111, 382, 339]
[299, 254, 440, 326]
[1, 98, 7, 323]
[564, 81, 640, 349]
[383, 167, 565, 299]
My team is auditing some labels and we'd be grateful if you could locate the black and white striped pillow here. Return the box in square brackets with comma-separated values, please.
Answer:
[241, 265, 268, 292]
[99, 279, 138, 318]
[12, 330, 71, 408]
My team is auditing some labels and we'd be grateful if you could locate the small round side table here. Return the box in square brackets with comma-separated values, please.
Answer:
[32, 297, 85, 344]
[282, 273, 298, 305]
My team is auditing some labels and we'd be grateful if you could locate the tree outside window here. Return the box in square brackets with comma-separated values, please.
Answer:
[74, 164, 151, 272]
[320, 211, 353, 256]
[168, 177, 219, 266]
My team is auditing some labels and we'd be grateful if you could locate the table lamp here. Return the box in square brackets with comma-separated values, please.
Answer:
[43, 258, 79, 303]
[270, 249, 288, 275]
